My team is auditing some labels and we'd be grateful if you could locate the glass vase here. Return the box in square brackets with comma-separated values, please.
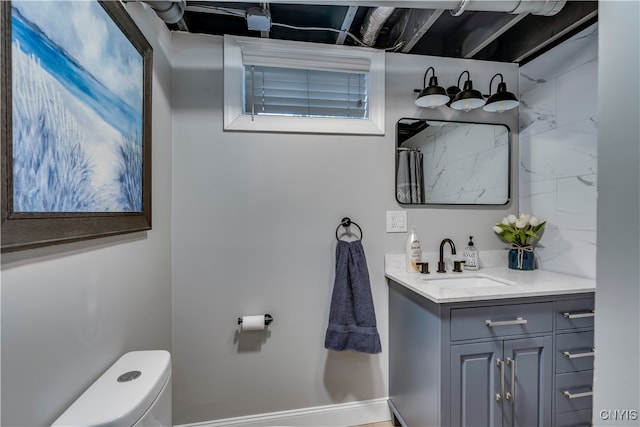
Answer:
[508, 247, 535, 270]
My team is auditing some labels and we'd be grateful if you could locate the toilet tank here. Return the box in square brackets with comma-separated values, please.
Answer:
[52, 350, 172, 427]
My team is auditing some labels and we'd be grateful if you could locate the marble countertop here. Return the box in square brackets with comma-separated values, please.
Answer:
[385, 253, 596, 304]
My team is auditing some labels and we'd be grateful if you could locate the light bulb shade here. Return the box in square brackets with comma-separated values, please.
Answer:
[415, 76, 449, 108]
[483, 82, 519, 112]
[450, 80, 485, 111]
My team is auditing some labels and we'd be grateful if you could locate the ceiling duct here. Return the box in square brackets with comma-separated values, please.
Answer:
[375, 0, 566, 16]
[505, 0, 566, 16]
[360, 7, 395, 46]
[419, 1, 567, 16]
[142, 0, 186, 24]
[352, 1, 566, 48]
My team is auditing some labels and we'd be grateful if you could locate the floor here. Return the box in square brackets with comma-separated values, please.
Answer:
[352, 422, 395, 427]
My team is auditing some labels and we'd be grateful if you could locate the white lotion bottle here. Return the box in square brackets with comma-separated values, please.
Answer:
[463, 236, 479, 270]
[405, 226, 422, 273]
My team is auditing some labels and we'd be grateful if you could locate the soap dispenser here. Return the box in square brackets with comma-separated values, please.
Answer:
[463, 236, 479, 270]
[405, 226, 422, 273]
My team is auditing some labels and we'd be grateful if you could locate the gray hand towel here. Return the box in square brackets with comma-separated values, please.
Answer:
[324, 240, 382, 354]
[396, 150, 411, 203]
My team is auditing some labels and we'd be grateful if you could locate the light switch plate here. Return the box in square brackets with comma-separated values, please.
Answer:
[386, 211, 407, 233]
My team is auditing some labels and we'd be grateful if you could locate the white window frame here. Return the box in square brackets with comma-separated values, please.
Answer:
[224, 35, 385, 135]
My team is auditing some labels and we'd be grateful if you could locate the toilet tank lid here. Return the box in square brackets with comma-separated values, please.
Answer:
[52, 350, 171, 427]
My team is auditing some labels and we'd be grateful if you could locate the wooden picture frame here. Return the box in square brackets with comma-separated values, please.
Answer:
[1, 0, 152, 252]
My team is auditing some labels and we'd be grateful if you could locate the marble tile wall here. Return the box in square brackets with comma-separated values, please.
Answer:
[519, 24, 598, 279]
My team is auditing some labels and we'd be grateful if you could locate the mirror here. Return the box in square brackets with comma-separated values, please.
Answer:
[396, 119, 510, 205]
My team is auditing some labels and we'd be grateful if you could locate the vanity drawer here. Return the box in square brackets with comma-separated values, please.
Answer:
[555, 409, 592, 427]
[556, 332, 595, 374]
[555, 370, 593, 413]
[450, 302, 553, 341]
[556, 298, 595, 331]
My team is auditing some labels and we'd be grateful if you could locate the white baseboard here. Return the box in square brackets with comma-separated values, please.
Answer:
[174, 397, 391, 427]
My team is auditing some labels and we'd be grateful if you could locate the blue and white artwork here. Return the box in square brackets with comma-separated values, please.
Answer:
[11, 0, 144, 212]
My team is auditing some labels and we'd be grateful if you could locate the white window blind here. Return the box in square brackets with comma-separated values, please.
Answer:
[224, 35, 385, 135]
[243, 65, 369, 119]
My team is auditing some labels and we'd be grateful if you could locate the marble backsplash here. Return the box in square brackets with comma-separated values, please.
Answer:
[518, 23, 598, 279]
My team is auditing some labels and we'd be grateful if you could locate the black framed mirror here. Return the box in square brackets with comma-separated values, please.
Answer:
[396, 118, 510, 205]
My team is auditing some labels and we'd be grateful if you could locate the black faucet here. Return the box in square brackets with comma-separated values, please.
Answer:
[438, 238, 457, 273]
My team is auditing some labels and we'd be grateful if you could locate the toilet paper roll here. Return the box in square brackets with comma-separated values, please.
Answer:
[240, 315, 267, 331]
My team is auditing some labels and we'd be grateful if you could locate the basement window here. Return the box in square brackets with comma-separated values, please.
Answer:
[224, 35, 385, 135]
[243, 66, 368, 119]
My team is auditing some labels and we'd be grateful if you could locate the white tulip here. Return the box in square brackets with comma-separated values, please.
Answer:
[515, 218, 527, 229]
[529, 216, 541, 227]
[501, 217, 510, 226]
[493, 225, 503, 234]
[519, 213, 531, 224]
[507, 214, 517, 224]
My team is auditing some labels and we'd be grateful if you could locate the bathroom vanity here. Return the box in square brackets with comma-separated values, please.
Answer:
[385, 257, 596, 427]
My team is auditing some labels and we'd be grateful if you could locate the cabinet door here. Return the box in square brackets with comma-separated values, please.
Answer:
[503, 336, 553, 427]
[451, 341, 503, 427]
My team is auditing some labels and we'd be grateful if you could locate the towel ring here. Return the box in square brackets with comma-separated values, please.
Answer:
[335, 217, 363, 241]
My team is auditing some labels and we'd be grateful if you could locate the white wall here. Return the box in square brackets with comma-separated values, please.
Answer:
[170, 32, 519, 425]
[0, 4, 173, 426]
[518, 24, 598, 279]
[594, 1, 640, 424]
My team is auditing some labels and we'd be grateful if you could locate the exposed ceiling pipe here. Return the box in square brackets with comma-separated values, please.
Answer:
[447, 0, 566, 16]
[450, 0, 469, 17]
[202, 1, 566, 17]
[360, 6, 395, 46]
[367, 1, 566, 16]
[358, 1, 566, 48]
[141, 0, 186, 24]
[507, 0, 566, 16]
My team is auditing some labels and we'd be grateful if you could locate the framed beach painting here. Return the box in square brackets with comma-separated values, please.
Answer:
[1, 0, 152, 252]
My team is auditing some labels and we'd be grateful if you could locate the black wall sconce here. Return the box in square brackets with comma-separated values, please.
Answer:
[414, 67, 449, 108]
[414, 69, 519, 113]
[483, 73, 519, 112]
[449, 70, 486, 111]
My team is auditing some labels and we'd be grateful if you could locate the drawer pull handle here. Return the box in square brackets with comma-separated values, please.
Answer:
[485, 317, 528, 327]
[563, 310, 594, 319]
[563, 389, 593, 399]
[563, 349, 595, 359]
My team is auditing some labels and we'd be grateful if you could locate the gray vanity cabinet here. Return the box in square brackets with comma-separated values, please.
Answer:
[449, 302, 553, 427]
[451, 336, 553, 427]
[388, 280, 595, 427]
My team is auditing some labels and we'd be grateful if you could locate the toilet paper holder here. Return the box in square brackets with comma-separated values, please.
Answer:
[237, 314, 273, 326]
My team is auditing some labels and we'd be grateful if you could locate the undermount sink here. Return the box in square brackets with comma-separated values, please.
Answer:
[422, 275, 514, 288]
